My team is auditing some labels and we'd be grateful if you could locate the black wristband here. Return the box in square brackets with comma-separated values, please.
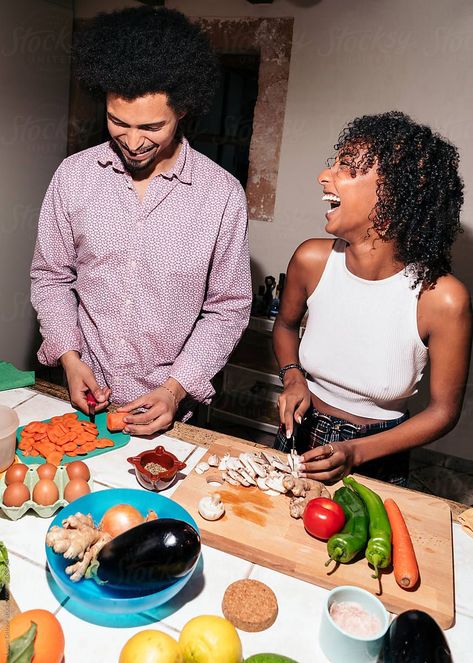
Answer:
[278, 363, 304, 383]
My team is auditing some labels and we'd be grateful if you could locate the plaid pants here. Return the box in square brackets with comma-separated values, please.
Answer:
[274, 406, 409, 486]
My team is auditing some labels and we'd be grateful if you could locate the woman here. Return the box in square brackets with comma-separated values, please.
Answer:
[273, 111, 471, 486]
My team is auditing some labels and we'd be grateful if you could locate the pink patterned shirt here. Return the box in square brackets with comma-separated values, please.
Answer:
[31, 138, 251, 407]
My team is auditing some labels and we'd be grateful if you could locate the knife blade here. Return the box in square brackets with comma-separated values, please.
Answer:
[290, 420, 298, 457]
[85, 390, 97, 424]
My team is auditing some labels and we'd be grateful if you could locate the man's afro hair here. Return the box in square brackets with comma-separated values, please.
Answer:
[72, 6, 220, 117]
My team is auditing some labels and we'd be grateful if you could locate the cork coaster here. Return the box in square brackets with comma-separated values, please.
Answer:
[222, 579, 278, 632]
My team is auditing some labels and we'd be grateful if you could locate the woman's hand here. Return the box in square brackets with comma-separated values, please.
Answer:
[118, 379, 186, 436]
[61, 351, 111, 414]
[278, 373, 311, 437]
[300, 441, 356, 482]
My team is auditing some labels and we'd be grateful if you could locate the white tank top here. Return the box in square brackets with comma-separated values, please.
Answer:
[299, 239, 428, 420]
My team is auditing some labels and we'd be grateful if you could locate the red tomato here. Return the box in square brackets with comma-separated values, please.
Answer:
[303, 497, 345, 540]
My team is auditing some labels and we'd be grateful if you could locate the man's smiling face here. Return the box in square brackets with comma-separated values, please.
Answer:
[106, 92, 184, 175]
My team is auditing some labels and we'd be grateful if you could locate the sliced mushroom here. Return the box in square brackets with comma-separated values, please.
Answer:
[238, 467, 257, 486]
[264, 474, 288, 493]
[239, 453, 257, 478]
[244, 454, 267, 478]
[270, 459, 292, 474]
[195, 462, 210, 474]
[221, 471, 239, 486]
[218, 453, 230, 471]
[227, 468, 251, 487]
[207, 454, 220, 467]
[256, 477, 270, 491]
[226, 457, 244, 471]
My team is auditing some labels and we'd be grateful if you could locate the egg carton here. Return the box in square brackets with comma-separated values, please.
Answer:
[0, 464, 94, 520]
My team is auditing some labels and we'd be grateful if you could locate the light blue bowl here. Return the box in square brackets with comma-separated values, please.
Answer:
[46, 488, 201, 614]
[319, 585, 390, 663]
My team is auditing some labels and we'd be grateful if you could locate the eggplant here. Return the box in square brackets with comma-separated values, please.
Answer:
[383, 610, 452, 663]
[91, 518, 201, 592]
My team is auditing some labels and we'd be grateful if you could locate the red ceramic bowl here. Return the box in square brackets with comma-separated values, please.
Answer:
[127, 445, 186, 491]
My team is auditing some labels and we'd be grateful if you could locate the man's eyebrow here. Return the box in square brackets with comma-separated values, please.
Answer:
[107, 112, 165, 128]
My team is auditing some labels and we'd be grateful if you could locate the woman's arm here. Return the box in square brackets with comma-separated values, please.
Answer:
[301, 275, 473, 481]
[273, 239, 332, 436]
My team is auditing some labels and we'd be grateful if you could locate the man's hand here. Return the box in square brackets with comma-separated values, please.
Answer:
[300, 441, 356, 483]
[118, 378, 186, 436]
[60, 351, 111, 414]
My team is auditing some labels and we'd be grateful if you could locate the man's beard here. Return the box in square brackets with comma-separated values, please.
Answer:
[113, 140, 157, 174]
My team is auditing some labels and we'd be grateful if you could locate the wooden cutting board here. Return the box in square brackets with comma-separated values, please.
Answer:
[172, 439, 455, 629]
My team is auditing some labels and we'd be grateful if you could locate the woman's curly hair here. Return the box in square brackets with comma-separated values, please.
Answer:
[72, 6, 219, 117]
[334, 111, 463, 288]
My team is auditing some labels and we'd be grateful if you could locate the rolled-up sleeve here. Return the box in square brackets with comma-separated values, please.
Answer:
[170, 184, 252, 402]
[30, 164, 81, 366]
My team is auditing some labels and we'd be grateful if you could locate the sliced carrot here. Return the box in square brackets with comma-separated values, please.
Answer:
[95, 438, 114, 448]
[80, 442, 96, 453]
[29, 450, 39, 457]
[46, 451, 63, 466]
[384, 498, 420, 589]
[63, 442, 78, 453]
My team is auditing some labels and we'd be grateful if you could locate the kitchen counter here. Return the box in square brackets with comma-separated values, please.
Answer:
[0, 383, 472, 662]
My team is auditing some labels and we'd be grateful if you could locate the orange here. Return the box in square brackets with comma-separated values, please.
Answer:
[0, 609, 65, 663]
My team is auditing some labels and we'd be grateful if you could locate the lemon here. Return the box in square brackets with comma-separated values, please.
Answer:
[179, 615, 243, 663]
[119, 629, 183, 663]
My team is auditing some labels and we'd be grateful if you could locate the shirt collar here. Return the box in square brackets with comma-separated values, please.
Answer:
[97, 137, 193, 184]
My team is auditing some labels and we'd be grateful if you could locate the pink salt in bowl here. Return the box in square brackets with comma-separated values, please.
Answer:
[127, 445, 186, 492]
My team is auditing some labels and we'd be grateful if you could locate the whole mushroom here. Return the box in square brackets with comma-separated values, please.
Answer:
[198, 493, 225, 521]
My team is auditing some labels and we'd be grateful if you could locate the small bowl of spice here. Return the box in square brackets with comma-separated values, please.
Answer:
[127, 446, 186, 492]
[319, 585, 390, 663]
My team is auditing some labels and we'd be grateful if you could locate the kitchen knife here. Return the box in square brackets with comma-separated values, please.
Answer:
[85, 390, 98, 424]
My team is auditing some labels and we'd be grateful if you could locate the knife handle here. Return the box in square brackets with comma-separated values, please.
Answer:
[85, 390, 98, 406]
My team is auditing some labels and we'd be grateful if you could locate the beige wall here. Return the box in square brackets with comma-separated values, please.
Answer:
[0, 0, 73, 370]
[74, 0, 473, 460]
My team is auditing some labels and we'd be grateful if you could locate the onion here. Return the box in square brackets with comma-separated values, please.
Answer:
[100, 504, 145, 538]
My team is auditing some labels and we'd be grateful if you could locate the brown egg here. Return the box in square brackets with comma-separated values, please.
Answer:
[64, 479, 91, 503]
[66, 461, 90, 482]
[3, 482, 30, 507]
[5, 463, 28, 485]
[33, 479, 59, 506]
[37, 463, 57, 480]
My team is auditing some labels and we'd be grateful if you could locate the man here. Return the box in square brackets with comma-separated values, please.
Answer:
[31, 7, 252, 436]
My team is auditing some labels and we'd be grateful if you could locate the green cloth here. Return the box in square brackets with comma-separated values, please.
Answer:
[0, 361, 35, 391]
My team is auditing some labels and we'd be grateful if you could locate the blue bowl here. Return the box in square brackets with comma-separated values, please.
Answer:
[46, 488, 201, 614]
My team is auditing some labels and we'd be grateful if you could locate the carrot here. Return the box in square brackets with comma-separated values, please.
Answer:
[96, 438, 114, 448]
[18, 412, 116, 461]
[106, 412, 126, 432]
[384, 498, 420, 589]
[46, 451, 64, 466]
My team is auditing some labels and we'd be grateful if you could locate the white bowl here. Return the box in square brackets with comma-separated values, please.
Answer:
[0, 405, 19, 472]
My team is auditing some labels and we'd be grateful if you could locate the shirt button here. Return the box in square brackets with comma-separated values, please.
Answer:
[120, 338, 126, 346]
[125, 299, 131, 305]
[130, 260, 137, 268]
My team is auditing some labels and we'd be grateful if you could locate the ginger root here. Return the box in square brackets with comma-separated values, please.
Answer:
[282, 476, 313, 497]
[285, 479, 331, 518]
[46, 512, 112, 581]
[289, 496, 311, 519]
[65, 533, 111, 582]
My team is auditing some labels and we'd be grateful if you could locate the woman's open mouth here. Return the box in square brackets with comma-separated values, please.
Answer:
[322, 193, 341, 215]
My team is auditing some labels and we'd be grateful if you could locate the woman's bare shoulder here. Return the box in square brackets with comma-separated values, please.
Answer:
[420, 273, 471, 319]
[291, 238, 335, 269]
